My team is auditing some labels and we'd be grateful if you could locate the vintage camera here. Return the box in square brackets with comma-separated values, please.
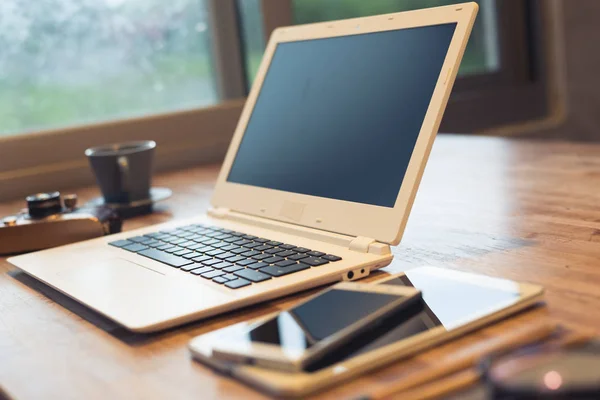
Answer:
[0, 192, 122, 255]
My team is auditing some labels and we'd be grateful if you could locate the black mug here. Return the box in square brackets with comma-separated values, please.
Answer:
[85, 141, 156, 204]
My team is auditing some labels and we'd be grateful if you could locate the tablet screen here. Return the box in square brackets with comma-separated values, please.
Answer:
[349, 268, 521, 359]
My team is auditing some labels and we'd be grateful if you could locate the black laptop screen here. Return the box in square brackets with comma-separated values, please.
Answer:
[227, 23, 457, 208]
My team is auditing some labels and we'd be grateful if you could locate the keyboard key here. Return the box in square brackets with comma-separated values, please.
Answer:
[213, 262, 233, 270]
[288, 253, 309, 261]
[234, 239, 252, 246]
[177, 232, 196, 239]
[122, 243, 149, 252]
[225, 278, 251, 289]
[323, 254, 342, 262]
[231, 247, 248, 255]
[193, 236, 213, 244]
[243, 242, 261, 249]
[222, 244, 240, 251]
[275, 260, 297, 267]
[173, 229, 192, 237]
[168, 238, 187, 245]
[201, 259, 222, 266]
[137, 249, 193, 268]
[252, 253, 272, 261]
[265, 247, 283, 254]
[264, 256, 284, 264]
[190, 266, 214, 275]
[294, 247, 310, 253]
[143, 232, 162, 239]
[174, 249, 193, 257]
[307, 251, 325, 257]
[242, 234, 257, 240]
[225, 255, 246, 264]
[223, 237, 240, 244]
[238, 259, 258, 266]
[192, 255, 212, 263]
[279, 244, 296, 250]
[254, 238, 269, 243]
[205, 232, 222, 238]
[165, 246, 185, 254]
[216, 252, 237, 260]
[235, 269, 271, 282]
[186, 243, 205, 251]
[276, 250, 296, 258]
[179, 241, 197, 248]
[223, 265, 243, 273]
[109, 239, 133, 248]
[301, 257, 329, 266]
[201, 270, 225, 279]
[145, 240, 163, 247]
[206, 249, 225, 257]
[212, 276, 229, 284]
[212, 242, 229, 249]
[260, 263, 310, 277]
[214, 234, 233, 240]
[181, 263, 204, 272]
[128, 236, 149, 243]
[222, 274, 238, 281]
[241, 250, 261, 257]
[254, 245, 273, 252]
[195, 246, 215, 253]
[247, 262, 269, 270]
[155, 243, 175, 251]
[182, 252, 204, 259]
[203, 239, 220, 246]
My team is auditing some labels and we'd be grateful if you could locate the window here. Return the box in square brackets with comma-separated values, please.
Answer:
[0, 0, 553, 201]
[0, 0, 218, 137]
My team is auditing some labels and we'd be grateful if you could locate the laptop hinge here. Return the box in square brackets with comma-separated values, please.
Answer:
[349, 236, 376, 253]
[208, 208, 390, 256]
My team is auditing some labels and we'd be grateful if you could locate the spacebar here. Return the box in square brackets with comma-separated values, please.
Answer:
[137, 249, 193, 268]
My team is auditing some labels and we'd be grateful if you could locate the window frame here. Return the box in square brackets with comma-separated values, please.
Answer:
[258, 0, 554, 133]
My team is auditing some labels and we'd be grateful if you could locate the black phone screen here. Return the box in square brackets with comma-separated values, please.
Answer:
[244, 289, 405, 352]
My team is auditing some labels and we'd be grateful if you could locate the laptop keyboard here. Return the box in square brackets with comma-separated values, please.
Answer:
[108, 224, 342, 289]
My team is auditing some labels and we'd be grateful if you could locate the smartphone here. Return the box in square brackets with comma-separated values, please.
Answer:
[210, 281, 421, 372]
[190, 267, 544, 397]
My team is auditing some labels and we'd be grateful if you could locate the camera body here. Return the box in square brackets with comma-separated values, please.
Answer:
[0, 192, 122, 255]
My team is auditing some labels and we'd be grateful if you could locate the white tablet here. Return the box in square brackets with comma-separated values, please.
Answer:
[189, 267, 544, 397]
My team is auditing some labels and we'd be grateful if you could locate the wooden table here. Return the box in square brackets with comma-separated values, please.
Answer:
[2, 135, 600, 399]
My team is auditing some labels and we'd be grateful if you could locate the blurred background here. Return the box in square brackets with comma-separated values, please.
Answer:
[0, 0, 598, 199]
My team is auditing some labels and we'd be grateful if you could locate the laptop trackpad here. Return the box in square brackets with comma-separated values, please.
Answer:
[56, 258, 231, 331]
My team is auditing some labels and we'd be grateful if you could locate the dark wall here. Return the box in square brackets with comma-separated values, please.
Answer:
[543, 0, 600, 141]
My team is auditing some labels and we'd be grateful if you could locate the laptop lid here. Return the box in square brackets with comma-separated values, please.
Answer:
[212, 3, 478, 245]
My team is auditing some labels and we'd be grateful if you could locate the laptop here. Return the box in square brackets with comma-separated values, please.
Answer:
[8, 3, 478, 332]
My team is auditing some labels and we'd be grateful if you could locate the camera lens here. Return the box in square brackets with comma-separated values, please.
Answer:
[26, 192, 63, 218]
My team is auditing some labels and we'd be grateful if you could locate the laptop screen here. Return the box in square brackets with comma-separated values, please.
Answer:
[227, 23, 457, 208]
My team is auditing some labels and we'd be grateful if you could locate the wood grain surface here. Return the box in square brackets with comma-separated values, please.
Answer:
[1, 135, 600, 399]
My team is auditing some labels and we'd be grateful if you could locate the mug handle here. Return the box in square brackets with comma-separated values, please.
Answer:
[117, 156, 131, 202]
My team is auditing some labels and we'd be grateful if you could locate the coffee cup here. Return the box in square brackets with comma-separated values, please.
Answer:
[85, 141, 156, 204]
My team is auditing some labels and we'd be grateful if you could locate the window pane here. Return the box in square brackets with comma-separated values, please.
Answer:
[239, 0, 499, 85]
[237, 0, 265, 87]
[0, 0, 217, 137]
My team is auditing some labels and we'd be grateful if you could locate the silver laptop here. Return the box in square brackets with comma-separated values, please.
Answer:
[9, 4, 477, 332]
